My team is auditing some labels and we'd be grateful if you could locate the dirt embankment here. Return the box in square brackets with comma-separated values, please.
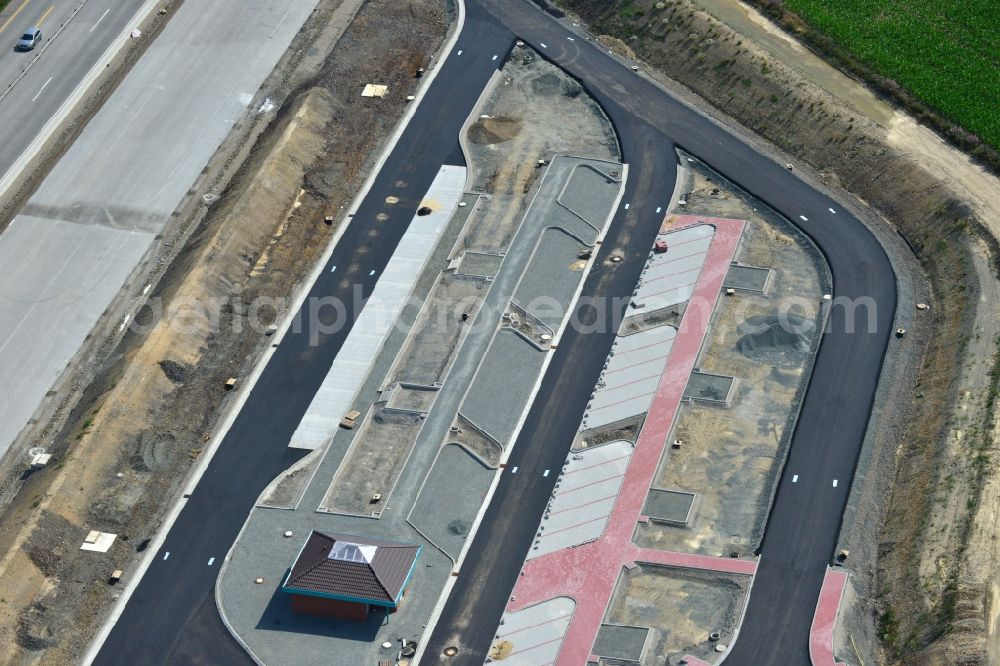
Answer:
[0, 0, 449, 663]
[558, 0, 999, 663]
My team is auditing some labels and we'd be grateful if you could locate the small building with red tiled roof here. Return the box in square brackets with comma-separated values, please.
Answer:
[281, 530, 421, 622]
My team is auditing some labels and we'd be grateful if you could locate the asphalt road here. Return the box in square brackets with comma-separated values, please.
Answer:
[88, 1, 896, 664]
[424, 2, 896, 665]
[90, 5, 514, 664]
[0, 0, 150, 185]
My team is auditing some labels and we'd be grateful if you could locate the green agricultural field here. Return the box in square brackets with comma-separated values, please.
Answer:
[783, 0, 1000, 150]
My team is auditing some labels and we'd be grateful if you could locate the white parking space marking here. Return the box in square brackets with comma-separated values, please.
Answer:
[800, 215, 809, 221]
[163, 552, 170, 561]
[832, 479, 838, 488]
[207, 557, 215, 566]
[511, 466, 518, 474]
[792, 474, 798, 483]
[828, 208, 837, 214]
[91, 8, 110, 32]
[543, 469, 550, 477]
[32, 77, 53, 102]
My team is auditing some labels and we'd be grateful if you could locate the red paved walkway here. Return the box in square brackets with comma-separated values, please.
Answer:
[506, 216, 751, 665]
[809, 568, 849, 665]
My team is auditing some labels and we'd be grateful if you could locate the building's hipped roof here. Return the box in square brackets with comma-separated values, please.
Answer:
[284, 531, 420, 604]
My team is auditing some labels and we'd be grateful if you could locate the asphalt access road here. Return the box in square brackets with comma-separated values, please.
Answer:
[0, 0, 149, 187]
[91, 6, 515, 665]
[424, 1, 896, 664]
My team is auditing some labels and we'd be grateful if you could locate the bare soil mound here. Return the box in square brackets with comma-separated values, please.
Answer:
[468, 116, 522, 144]
[737, 314, 813, 365]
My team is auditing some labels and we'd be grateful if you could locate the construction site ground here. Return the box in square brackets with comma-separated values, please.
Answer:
[555, 0, 993, 662]
[634, 157, 828, 559]
[0, 0, 453, 662]
[603, 565, 750, 664]
[216, 48, 625, 665]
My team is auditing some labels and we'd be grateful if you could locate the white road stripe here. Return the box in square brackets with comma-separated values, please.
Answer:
[163, 552, 170, 561]
[792, 474, 798, 483]
[457, 49, 463, 55]
[540, 43, 547, 48]
[655, 206, 662, 214]
[543, 469, 550, 477]
[832, 479, 838, 487]
[369, 270, 375, 276]
[567, 37, 574, 41]
[828, 207, 836, 214]
[511, 466, 518, 474]
[330, 265, 336, 273]
[799, 215, 809, 221]
[90, 8, 110, 32]
[32, 77, 53, 102]
[492, 54, 497, 61]
[623, 202, 630, 210]
[207, 557, 215, 566]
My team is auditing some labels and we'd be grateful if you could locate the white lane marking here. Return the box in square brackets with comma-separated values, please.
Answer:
[567, 37, 575, 41]
[828, 207, 836, 214]
[163, 552, 170, 561]
[369, 270, 375, 276]
[832, 479, 838, 487]
[511, 466, 518, 474]
[330, 265, 336, 273]
[207, 557, 215, 566]
[540, 43, 547, 48]
[624, 202, 630, 210]
[90, 8, 110, 32]
[655, 206, 662, 214]
[457, 49, 463, 55]
[792, 474, 798, 483]
[543, 469, 550, 477]
[492, 54, 497, 61]
[32, 77, 53, 102]
[799, 215, 809, 221]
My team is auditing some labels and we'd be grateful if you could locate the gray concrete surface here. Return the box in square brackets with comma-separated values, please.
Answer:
[288, 165, 465, 450]
[458, 328, 545, 444]
[724, 265, 770, 292]
[643, 489, 696, 525]
[592, 623, 649, 662]
[0, 0, 320, 460]
[408, 443, 492, 559]
[583, 325, 676, 431]
[218, 153, 623, 664]
[491, 596, 575, 665]
[529, 439, 632, 559]
[629, 224, 714, 315]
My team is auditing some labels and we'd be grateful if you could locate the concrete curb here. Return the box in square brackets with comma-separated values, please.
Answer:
[211, 0, 469, 662]
[412, 161, 628, 665]
[82, 0, 466, 663]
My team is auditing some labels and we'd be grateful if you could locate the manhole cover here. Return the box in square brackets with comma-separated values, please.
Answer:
[443, 646, 459, 657]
